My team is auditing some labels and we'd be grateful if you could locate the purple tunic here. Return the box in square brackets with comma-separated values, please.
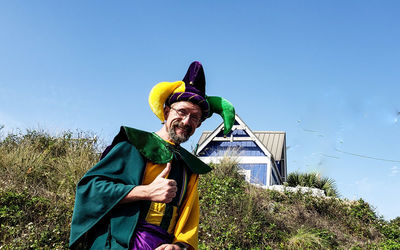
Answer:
[130, 219, 174, 250]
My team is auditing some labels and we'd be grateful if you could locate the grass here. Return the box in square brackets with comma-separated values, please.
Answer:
[285, 227, 335, 249]
[0, 129, 100, 205]
[0, 129, 399, 249]
[0, 129, 100, 249]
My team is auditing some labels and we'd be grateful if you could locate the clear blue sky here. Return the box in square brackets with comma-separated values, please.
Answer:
[1, 1, 399, 220]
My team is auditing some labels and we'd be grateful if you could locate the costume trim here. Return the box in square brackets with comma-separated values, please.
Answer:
[111, 126, 212, 174]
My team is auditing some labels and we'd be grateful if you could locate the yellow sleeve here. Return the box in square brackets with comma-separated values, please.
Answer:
[173, 174, 200, 250]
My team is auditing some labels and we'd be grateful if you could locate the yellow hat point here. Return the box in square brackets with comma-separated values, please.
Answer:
[148, 81, 185, 121]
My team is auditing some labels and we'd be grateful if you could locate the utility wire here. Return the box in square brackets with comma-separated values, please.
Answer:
[335, 148, 400, 163]
[320, 153, 340, 159]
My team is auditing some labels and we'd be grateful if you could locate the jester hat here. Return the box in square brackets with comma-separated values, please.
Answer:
[149, 61, 235, 135]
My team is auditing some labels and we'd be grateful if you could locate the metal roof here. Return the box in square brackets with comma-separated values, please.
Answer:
[197, 131, 212, 146]
[197, 130, 286, 161]
[252, 131, 286, 161]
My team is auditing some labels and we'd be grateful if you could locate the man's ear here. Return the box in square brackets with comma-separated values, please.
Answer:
[164, 106, 170, 120]
[196, 122, 202, 128]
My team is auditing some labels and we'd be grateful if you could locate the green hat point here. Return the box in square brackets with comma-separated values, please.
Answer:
[206, 96, 235, 135]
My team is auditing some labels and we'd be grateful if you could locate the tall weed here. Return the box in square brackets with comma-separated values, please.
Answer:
[0, 129, 100, 204]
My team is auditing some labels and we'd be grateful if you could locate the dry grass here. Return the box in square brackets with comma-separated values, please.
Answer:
[0, 129, 100, 205]
[286, 227, 330, 249]
[0, 129, 102, 248]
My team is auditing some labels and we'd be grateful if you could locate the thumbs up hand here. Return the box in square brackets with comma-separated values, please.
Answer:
[146, 162, 177, 203]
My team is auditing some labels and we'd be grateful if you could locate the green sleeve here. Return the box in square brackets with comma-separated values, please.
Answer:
[69, 141, 145, 249]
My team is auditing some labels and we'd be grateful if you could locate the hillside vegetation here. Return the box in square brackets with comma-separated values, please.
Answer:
[0, 129, 399, 249]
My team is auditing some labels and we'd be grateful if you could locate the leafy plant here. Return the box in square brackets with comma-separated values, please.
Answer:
[287, 171, 339, 197]
[0, 190, 72, 249]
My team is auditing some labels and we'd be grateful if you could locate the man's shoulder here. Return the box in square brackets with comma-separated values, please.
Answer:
[110, 126, 173, 164]
[109, 126, 212, 174]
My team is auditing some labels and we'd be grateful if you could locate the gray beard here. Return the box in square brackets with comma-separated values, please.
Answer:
[168, 122, 192, 144]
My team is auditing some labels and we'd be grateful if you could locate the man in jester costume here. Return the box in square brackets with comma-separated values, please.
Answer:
[69, 61, 235, 250]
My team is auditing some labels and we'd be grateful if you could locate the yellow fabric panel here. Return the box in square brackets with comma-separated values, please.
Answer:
[144, 202, 166, 226]
[167, 206, 179, 234]
[142, 162, 167, 185]
[173, 174, 200, 250]
[142, 162, 168, 226]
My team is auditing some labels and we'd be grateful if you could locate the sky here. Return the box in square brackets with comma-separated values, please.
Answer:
[0, 1, 399, 220]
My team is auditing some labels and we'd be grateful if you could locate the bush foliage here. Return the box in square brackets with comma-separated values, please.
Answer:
[0, 129, 399, 249]
[0, 190, 71, 249]
[198, 158, 400, 249]
[286, 171, 339, 197]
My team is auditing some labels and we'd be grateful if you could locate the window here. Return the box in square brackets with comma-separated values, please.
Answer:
[198, 140, 266, 157]
[239, 164, 267, 186]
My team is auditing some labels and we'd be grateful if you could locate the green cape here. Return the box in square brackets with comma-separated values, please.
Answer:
[69, 127, 211, 249]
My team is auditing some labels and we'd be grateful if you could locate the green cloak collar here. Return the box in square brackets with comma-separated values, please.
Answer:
[110, 126, 212, 174]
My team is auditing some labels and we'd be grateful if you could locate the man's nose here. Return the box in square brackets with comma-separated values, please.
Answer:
[181, 115, 191, 125]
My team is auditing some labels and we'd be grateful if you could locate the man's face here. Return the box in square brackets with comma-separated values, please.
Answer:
[164, 101, 202, 144]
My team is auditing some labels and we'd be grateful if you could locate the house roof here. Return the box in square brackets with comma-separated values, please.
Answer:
[197, 131, 212, 146]
[196, 115, 286, 161]
[197, 131, 286, 161]
[252, 131, 286, 161]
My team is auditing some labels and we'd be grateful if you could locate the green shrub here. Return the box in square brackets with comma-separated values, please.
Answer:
[379, 239, 400, 249]
[378, 217, 400, 248]
[349, 199, 377, 224]
[0, 190, 72, 249]
[198, 159, 288, 249]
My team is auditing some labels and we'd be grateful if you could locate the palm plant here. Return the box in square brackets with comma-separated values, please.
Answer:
[286, 171, 339, 197]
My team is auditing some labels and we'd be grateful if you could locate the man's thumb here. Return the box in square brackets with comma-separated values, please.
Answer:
[158, 162, 171, 178]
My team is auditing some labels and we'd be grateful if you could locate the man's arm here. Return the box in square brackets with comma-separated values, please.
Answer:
[119, 162, 178, 204]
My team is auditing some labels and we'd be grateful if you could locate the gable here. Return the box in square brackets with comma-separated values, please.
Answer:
[196, 115, 272, 159]
[195, 114, 287, 185]
[196, 115, 286, 163]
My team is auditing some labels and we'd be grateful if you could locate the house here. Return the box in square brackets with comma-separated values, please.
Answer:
[195, 114, 287, 187]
